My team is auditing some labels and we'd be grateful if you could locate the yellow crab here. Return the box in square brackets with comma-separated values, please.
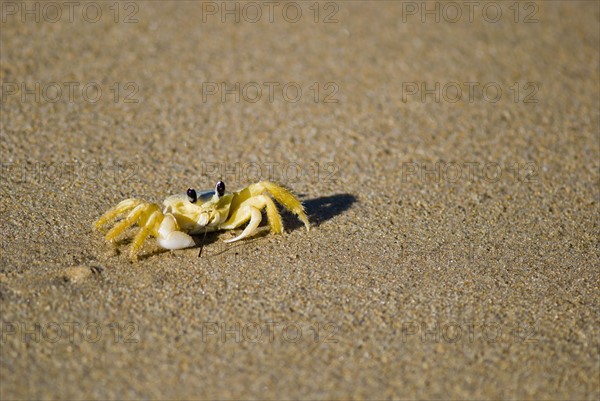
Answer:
[94, 180, 310, 260]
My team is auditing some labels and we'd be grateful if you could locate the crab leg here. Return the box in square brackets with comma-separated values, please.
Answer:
[223, 206, 262, 243]
[262, 195, 283, 234]
[249, 181, 310, 230]
[219, 181, 310, 243]
[104, 204, 147, 242]
[94, 199, 144, 230]
[129, 209, 163, 259]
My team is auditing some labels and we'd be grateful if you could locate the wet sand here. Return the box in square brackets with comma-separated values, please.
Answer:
[1, 1, 598, 399]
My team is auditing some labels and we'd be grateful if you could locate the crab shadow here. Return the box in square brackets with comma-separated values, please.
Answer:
[284, 193, 357, 231]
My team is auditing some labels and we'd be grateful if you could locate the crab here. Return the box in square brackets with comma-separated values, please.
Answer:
[94, 180, 310, 260]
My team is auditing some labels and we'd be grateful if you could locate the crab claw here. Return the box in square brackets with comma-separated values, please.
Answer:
[157, 214, 195, 250]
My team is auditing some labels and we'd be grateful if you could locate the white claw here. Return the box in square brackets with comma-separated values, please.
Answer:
[157, 214, 195, 250]
[158, 214, 178, 238]
[158, 232, 195, 250]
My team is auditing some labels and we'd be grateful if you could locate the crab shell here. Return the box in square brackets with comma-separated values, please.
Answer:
[162, 189, 234, 234]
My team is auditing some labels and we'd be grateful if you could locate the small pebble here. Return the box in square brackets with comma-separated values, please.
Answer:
[62, 266, 94, 283]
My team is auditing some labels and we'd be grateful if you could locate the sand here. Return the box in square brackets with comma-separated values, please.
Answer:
[0, 1, 598, 399]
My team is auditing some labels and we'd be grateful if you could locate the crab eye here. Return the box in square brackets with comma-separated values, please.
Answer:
[216, 181, 225, 197]
[186, 188, 197, 203]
